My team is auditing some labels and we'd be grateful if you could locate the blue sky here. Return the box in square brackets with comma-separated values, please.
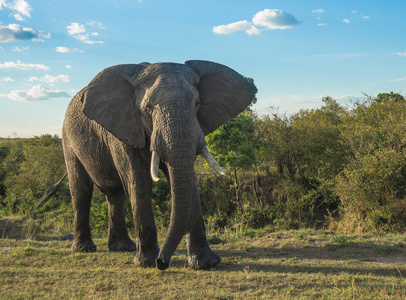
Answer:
[1, 0, 406, 137]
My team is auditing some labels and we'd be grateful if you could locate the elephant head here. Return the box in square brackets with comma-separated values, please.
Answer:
[81, 60, 257, 268]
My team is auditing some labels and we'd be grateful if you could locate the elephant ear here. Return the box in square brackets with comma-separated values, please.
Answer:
[82, 64, 146, 148]
[185, 60, 257, 135]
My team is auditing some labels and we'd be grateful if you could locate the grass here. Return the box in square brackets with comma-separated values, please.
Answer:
[1, 219, 406, 299]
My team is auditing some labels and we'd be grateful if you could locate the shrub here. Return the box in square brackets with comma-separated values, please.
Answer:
[334, 148, 406, 232]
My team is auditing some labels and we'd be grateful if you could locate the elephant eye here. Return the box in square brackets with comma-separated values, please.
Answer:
[195, 100, 200, 108]
[146, 103, 154, 112]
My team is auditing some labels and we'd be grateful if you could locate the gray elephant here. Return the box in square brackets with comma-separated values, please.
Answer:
[43, 60, 257, 270]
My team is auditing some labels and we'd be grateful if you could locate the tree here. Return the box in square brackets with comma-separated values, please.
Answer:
[335, 92, 406, 232]
[206, 112, 258, 211]
[373, 92, 405, 104]
[1, 135, 67, 214]
[256, 97, 349, 228]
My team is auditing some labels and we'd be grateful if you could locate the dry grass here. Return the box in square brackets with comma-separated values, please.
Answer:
[1, 220, 406, 299]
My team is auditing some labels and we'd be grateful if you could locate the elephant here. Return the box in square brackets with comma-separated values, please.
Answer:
[40, 60, 257, 270]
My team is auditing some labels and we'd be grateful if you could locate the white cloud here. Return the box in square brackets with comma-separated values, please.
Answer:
[12, 13, 24, 21]
[12, 46, 29, 51]
[67, 21, 105, 44]
[213, 20, 260, 35]
[75, 34, 104, 44]
[246, 26, 261, 35]
[335, 94, 368, 104]
[56, 46, 83, 53]
[313, 9, 326, 26]
[396, 52, 406, 56]
[87, 20, 106, 30]
[388, 76, 406, 82]
[67, 22, 85, 35]
[0, 24, 50, 43]
[0, 60, 49, 70]
[361, 16, 370, 20]
[8, 85, 69, 101]
[343, 19, 351, 23]
[11, 0, 31, 17]
[27, 74, 70, 83]
[65, 65, 72, 69]
[0, 76, 14, 82]
[212, 9, 300, 35]
[253, 9, 301, 30]
[312, 9, 325, 14]
[1, 0, 32, 21]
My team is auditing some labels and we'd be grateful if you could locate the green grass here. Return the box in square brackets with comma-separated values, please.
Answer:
[1, 220, 406, 299]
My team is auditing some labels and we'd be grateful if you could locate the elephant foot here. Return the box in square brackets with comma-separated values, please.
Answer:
[134, 245, 159, 268]
[188, 245, 221, 270]
[71, 239, 97, 252]
[108, 237, 136, 252]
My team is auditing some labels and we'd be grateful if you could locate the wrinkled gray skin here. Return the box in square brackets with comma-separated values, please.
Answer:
[59, 60, 256, 270]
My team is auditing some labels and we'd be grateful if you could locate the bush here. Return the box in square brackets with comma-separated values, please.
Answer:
[335, 148, 406, 232]
[333, 93, 406, 232]
[2, 92, 406, 235]
[151, 177, 171, 230]
[1, 135, 68, 215]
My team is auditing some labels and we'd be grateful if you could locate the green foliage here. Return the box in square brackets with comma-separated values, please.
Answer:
[201, 93, 406, 233]
[206, 112, 258, 172]
[89, 188, 109, 234]
[206, 112, 260, 214]
[334, 93, 406, 232]
[0, 135, 68, 215]
[249, 97, 348, 228]
[2, 92, 406, 235]
[0, 146, 10, 196]
[151, 177, 171, 229]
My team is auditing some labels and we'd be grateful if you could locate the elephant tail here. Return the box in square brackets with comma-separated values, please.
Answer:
[34, 172, 68, 209]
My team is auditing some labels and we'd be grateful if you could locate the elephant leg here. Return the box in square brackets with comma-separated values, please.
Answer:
[185, 174, 221, 270]
[106, 188, 136, 252]
[127, 152, 159, 267]
[65, 149, 96, 252]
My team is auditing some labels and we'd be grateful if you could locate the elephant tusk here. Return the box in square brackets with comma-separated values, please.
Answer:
[151, 151, 160, 182]
[201, 146, 225, 176]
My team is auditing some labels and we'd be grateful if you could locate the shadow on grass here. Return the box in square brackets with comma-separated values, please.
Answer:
[208, 246, 406, 278]
[0, 217, 22, 239]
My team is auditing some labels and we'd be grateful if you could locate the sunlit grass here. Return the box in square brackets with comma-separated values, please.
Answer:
[1, 224, 406, 299]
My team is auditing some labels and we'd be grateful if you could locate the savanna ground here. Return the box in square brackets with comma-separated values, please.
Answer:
[1, 216, 406, 299]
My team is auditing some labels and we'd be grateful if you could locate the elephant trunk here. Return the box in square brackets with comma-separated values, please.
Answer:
[156, 157, 194, 270]
[150, 105, 223, 269]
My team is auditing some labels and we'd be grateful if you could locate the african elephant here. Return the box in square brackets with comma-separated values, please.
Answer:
[50, 60, 256, 270]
